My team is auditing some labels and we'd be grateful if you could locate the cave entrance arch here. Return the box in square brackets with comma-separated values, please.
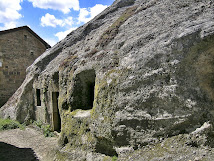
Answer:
[52, 92, 61, 131]
[72, 69, 96, 110]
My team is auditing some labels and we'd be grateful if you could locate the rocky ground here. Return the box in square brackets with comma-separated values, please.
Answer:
[0, 127, 58, 161]
[1, 124, 214, 161]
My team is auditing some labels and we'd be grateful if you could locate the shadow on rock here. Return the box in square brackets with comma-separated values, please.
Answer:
[0, 142, 39, 161]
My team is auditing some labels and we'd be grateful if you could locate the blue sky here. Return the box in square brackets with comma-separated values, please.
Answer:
[0, 0, 114, 46]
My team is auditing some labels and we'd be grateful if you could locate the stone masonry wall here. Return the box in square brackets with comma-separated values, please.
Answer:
[0, 29, 47, 107]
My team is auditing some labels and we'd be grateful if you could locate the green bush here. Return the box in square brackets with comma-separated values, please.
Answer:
[33, 120, 43, 128]
[41, 124, 54, 137]
[33, 120, 54, 137]
[0, 118, 24, 131]
[112, 156, 118, 161]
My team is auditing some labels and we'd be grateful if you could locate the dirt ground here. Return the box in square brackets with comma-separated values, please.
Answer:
[0, 127, 58, 161]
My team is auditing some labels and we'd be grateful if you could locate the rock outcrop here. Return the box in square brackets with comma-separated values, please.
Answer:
[1, 0, 214, 160]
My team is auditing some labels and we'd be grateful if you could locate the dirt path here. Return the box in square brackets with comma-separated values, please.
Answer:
[0, 127, 58, 161]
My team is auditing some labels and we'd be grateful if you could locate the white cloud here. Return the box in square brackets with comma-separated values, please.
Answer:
[0, 0, 22, 30]
[54, 4, 108, 41]
[78, 4, 108, 24]
[28, 0, 79, 14]
[41, 13, 73, 28]
[64, 17, 73, 26]
[78, 8, 90, 24]
[90, 4, 108, 19]
[55, 28, 77, 41]
[41, 13, 63, 27]
[0, 22, 17, 31]
[44, 38, 57, 47]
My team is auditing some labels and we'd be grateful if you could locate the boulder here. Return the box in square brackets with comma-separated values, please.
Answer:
[1, 0, 214, 159]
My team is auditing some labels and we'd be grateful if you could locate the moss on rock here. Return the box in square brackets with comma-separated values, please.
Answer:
[59, 109, 96, 151]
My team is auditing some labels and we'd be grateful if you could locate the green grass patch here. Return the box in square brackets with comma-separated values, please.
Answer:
[0, 118, 25, 131]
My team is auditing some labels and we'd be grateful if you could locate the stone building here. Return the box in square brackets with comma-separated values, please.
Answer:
[0, 26, 50, 107]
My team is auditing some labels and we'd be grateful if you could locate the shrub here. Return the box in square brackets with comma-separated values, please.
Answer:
[0, 118, 24, 131]
[33, 120, 43, 128]
[33, 120, 54, 137]
[41, 124, 54, 137]
[112, 156, 118, 161]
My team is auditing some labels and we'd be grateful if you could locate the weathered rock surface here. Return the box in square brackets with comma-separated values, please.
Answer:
[1, 0, 214, 160]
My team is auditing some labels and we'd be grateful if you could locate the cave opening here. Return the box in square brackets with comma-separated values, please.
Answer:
[72, 69, 96, 110]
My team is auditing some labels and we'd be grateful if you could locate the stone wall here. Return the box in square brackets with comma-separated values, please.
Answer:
[0, 29, 48, 107]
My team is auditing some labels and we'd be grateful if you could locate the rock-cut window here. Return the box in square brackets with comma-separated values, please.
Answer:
[72, 69, 96, 110]
[36, 89, 41, 106]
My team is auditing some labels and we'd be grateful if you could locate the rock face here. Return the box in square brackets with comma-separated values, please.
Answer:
[1, 0, 214, 159]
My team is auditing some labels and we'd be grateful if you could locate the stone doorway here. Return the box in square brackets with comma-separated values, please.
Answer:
[52, 92, 61, 131]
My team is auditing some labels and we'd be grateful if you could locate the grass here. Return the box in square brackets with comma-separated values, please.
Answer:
[0, 118, 25, 131]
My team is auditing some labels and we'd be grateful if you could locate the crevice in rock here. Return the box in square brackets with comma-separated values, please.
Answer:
[63, 137, 68, 146]
[62, 101, 69, 110]
[186, 141, 199, 148]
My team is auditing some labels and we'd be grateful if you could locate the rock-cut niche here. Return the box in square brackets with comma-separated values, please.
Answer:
[72, 69, 96, 110]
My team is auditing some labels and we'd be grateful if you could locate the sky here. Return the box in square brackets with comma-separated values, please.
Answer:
[0, 0, 114, 46]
